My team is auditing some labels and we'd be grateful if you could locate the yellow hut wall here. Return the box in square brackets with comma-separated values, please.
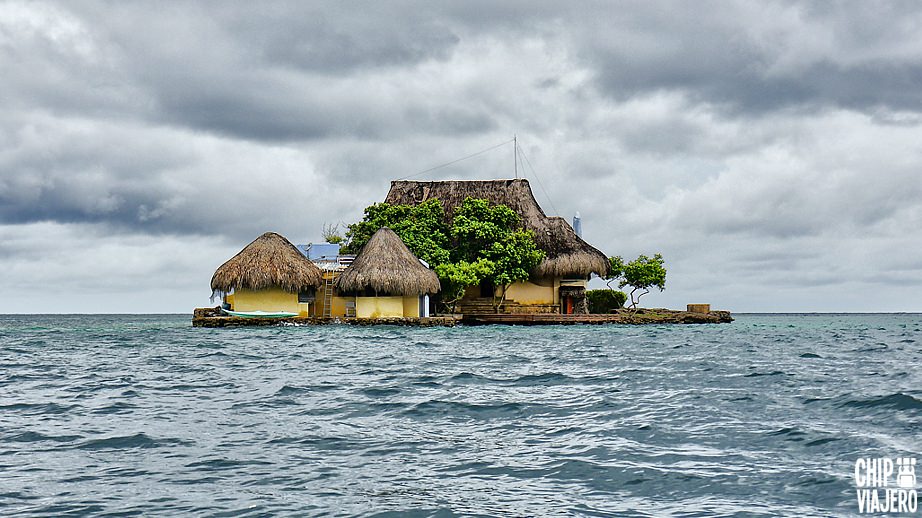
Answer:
[458, 276, 592, 313]
[311, 289, 351, 317]
[402, 296, 420, 317]
[330, 296, 350, 317]
[355, 296, 419, 318]
[462, 277, 561, 305]
[505, 278, 557, 305]
[309, 271, 354, 317]
[356, 296, 402, 318]
[231, 288, 301, 313]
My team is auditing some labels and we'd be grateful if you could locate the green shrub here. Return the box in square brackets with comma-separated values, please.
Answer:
[587, 289, 627, 313]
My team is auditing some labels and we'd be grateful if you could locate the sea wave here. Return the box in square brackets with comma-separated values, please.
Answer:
[0, 313, 919, 516]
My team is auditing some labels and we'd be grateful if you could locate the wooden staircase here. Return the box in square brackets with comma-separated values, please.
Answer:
[456, 297, 525, 315]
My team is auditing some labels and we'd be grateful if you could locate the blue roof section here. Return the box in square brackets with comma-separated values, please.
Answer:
[297, 243, 342, 261]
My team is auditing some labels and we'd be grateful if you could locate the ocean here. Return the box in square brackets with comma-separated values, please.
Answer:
[0, 314, 919, 517]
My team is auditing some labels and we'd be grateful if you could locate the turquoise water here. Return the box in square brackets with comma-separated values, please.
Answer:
[0, 314, 919, 517]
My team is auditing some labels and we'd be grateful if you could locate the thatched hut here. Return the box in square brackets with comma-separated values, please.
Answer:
[336, 227, 440, 318]
[211, 232, 323, 315]
[384, 179, 608, 314]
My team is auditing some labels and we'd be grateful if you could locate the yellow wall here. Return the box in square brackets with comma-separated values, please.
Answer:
[314, 291, 352, 318]
[231, 288, 301, 313]
[356, 296, 407, 318]
[311, 272, 354, 317]
[402, 296, 419, 317]
[457, 276, 587, 309]
[505, 279, 556, 305]
[330, 296, 351, 317]
[306, 289, 352, 317]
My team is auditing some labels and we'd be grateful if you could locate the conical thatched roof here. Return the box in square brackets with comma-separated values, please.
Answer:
[384, 179, 609, 277]
[211, 232, 323, 293]
[335, 227, 441, 295]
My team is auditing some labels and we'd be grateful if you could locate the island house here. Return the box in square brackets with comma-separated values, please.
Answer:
[210, 232, 323, 316]
[334, 227, 441, 318]
[383, 179, 609, 314]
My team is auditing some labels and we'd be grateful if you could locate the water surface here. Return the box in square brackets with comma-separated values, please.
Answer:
[1, 314, 920, 516]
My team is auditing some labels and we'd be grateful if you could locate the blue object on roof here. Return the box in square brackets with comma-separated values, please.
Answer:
[297, 243, 341, 261]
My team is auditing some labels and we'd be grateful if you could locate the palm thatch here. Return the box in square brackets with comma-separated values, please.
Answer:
[335, 227, 441, 295]
[384, 179, 609, 277]
[211, 232, 323, 293]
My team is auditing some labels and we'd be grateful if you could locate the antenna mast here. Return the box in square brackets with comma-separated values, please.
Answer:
[513, 134, 518, 179]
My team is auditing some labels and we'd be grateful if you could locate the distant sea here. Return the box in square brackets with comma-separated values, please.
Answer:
[1, 314, 919, 517]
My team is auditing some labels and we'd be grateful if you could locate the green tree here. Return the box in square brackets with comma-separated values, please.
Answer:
[481, 229, 545, 311]
[344, 196, 545, 314]
[605, 254, 667, 309]
[434, 258, 494, 313]
[450, 198, 545, 312]
[450, 198, 520, 262]
[342, 199, 450, 267]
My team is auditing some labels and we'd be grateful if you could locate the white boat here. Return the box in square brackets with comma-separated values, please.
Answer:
[221, 308, 298, 319]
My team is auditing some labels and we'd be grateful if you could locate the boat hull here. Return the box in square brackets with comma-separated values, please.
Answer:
[221, 309, 299, 319]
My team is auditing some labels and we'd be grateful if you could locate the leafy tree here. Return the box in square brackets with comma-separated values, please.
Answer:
[342, 199, 450, 267]
[481, 229, 545, 312]
[344, 196, 545, 313]
[434, 258, 494, 313]
[450, 198, 544, 312]
[450, 198, 520, 262]
[605, 254, 666, 309]
[605, 256, 625, 291]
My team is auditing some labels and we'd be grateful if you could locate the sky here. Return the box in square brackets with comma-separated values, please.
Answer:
[2, 0, 921, 313]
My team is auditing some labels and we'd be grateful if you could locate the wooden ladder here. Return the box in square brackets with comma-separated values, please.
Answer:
[322, 275, 334, 318]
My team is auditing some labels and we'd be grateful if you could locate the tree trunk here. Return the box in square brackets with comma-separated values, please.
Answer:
[629, 287, 650, 310]
[493, 284, 510, 313]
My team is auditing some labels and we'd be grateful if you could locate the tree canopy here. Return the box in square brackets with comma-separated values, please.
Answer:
[343, 196, 544, 312]
[435, 258, 494, 313]
[605, 254, 667, 309]
[341, 198, 450, 267]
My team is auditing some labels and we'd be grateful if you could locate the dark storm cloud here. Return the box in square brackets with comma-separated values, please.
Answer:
[16, 1, 922, 143]
[244, 6, 461, 73]
[557, 1, 922, 115]
[152, 85, 497, 142]
[4, 1, 490, 142]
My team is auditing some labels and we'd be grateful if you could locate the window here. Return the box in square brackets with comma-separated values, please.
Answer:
[298, 288, 315, 303]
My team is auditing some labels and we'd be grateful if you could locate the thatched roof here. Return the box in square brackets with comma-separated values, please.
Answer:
[211, 232, 323, 293]
[385, 179, 609, 277]
[335, 227, 441, 295]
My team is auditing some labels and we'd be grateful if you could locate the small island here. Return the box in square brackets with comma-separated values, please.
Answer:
[194, 179, 731, 327]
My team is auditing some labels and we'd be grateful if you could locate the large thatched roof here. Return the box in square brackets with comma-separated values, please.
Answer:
[385, 179, 609, 277]
[211, 232, 323, 293]
[335, 227, 441, 295]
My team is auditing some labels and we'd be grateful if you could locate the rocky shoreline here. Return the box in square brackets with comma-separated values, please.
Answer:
[192, 306, 732, 327]
[460, 308, 733, 325]
[192, 307, 461, 327]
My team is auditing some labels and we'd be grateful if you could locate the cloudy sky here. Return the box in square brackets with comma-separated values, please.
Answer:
[2, 0, 921, 313]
